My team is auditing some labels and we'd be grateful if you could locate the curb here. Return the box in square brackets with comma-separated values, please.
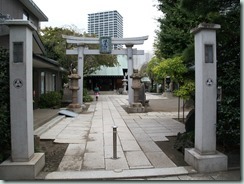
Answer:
[34, 115, 65, 137]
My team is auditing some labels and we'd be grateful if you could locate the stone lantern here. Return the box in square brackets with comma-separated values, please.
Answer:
[130, 69, 142, 103]
[68, 68, 81, 111]
[127, 69, 145, 113]
[122, 75, 128, 94]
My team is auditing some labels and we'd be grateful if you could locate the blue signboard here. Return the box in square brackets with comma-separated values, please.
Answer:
[99, 37, 112, 54]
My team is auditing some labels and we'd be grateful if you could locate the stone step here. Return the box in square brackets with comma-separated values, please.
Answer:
[34, 115, 65, 137]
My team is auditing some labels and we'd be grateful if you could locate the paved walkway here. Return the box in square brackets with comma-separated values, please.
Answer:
[37, 94, 240, 180]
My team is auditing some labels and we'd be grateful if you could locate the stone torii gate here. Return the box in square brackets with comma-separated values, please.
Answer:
[62, 35, 148, 106]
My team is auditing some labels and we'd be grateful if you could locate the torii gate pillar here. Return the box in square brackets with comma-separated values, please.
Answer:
[126, 44, 134, 104]
[77, 46, 84, 105]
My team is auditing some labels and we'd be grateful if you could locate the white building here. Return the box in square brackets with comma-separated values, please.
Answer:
[133, 52, 153, 70]
[88, 10, 123, 49]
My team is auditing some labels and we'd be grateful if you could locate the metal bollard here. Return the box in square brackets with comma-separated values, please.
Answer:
[112, 125, 118, 159]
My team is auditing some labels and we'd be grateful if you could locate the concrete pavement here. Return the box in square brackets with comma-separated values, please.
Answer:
[36, 93, 241, 180]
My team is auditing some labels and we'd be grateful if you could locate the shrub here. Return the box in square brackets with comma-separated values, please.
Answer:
[39, 91, 62, 108]
[174, 131, 194, 154]
[83, 88, 93, 102]
[174, 80, 195, 101]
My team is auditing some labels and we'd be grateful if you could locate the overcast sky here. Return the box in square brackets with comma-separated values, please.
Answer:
[33, 0, 163, 53]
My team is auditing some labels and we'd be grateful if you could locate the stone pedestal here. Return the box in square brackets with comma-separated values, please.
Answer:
[184, 23, 227, 173]
[185, 148, 227, 173]
[127, 103, 145, 113]
[0, 20, 45, 180]
[0, 153, 45, 180]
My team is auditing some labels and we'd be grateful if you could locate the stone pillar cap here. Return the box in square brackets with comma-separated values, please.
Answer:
[190, 23, 221, 34]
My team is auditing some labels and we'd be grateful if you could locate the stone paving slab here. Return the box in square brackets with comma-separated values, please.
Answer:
[87, 133, 103, 141]
[89, 127, 103, 134]
[147, 176, 180, 180]
[64, 144, 86, 156]
[132, 133, 152, 141]
[58, 155, 83, 171]
[178, 174, 214, 180]
[150, 135, 169, 141]
[86, 141, 104, 153]
[120, 140, 141, 151]
[137, 141, 162, 152]
[54, 139, 87, 144]
[125, 151, 153, 169]
[118, 132, 136, 140]
[83, 153, 105, 170]
[105, 157, 129, 171]
[104, 135, 121, 146]
[145, 151, 176, 168]
[143, 127, 172, 133]
[104, 146, 123, 159]
[45, 166, 196, 180]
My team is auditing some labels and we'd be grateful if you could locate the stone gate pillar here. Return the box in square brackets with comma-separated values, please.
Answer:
[184, 23, 227, 173]
[126, 44, 134, 104]
[0, 20, 45, 180]
[77, 46, 84, 105]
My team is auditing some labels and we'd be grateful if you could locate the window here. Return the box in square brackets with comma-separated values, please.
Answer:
[23, 11, 29, 20]
[205, 44, 214, 63]
[52, 74, 56, 91]
[13, 42, 23, 63]
[41, 72, 45, 94]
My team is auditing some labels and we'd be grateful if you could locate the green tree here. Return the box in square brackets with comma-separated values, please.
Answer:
[40, 26, 118, 76]
[146, 56, 161, 91]
[154, 0, 199, 94]
[153, 56, 187, 83]
[174, 80, 195, 100]
[154, 0, 198, 60]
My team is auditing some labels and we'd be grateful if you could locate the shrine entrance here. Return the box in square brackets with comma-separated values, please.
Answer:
[62, 35, 148, 105]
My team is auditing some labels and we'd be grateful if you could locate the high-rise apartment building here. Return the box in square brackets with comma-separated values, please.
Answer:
[88, 10, 123, 49]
